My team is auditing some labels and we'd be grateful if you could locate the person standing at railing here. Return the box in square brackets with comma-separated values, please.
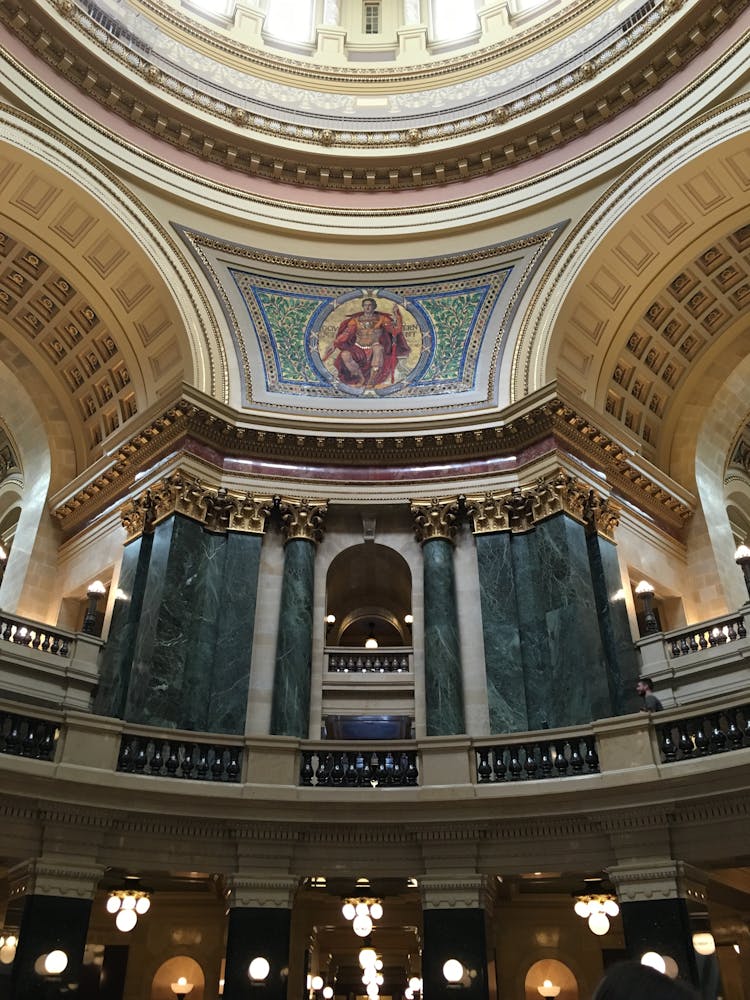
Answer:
[636, 676, 664, 712]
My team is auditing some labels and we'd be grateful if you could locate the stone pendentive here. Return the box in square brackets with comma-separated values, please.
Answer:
[467, 475, 630, 731]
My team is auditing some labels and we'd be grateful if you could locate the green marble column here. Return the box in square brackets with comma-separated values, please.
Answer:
[270, 500, 326, 738]
[412, 499, 465, 737]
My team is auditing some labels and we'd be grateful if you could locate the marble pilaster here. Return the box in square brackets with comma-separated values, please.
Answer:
[94, 532, 152, 718]
[223, 876, 296, 1000]
[422, 537, 465, 736]
[475, 531, 527, 732]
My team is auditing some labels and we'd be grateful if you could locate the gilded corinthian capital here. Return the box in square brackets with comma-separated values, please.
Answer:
[411, 498, 461, 543]
[120, 472, 273, 539]
[277, 498, 327, 543]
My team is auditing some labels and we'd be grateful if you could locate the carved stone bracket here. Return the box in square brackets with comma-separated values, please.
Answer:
[120, 472, 273, 540]
[466, 471, 620, 541]
[606, 860, 709, 904]
[419, 874, 498, 913]
[411, 498, 462, 544]
[277, 498, 327, 544]
[8, 859, 105, 900]
[225, 874, 300, 909]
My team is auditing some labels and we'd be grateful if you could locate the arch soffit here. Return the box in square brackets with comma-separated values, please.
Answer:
[0, 110, 228, 451]
[512, 98, 749, 412]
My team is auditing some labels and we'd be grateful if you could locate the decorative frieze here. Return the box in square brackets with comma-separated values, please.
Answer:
[225, 874, 300, 909]
[277, 498, 327, 544]
[411, 498, 462, 544]
[120, 472, 273, 541]
[8, 859, 105, 900]
[419, 875, 498, 913]
[607, 860, 709, 904]
[466, 471, 621, 540]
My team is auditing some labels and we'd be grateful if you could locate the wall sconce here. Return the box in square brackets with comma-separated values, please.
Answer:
[170, 977, 194, 998]
[44, 950, 68, 976]
[106, 890, 151, 932]
[249, 957, 270, 983]
[634, 580, 658, 634]
[734, 544, 750, 602]
[692, 932, 716, 956]
[443, 959, 465, 985]
[82, 580, 107, 635]
[537, 980, 561, 998]
[404, 613, 414, 625]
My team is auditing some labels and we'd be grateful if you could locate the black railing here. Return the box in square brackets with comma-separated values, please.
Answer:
[327, 652, 410, 673]
[0, 710, 59, 760]
[300, 748, 418, 787]
[476, 735, 599, 782]
[0, 615, 71, 656]
[658, 704, 750, 763]
[117, 735, 242, 782]
[668, 615, 745, 657]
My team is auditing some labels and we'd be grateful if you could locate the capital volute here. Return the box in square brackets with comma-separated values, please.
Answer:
[278, 498, 327, 544]
[411, 498, 461, 544]
[465, 494, 508, 534]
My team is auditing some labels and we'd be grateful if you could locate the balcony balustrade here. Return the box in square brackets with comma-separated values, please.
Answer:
[325, 647, 412, 673]
[0, 610, 103, 711]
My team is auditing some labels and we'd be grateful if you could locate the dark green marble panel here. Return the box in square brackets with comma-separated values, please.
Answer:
[513, 515, 609, 729]
[587, 532, 641, 715]
[124, 514, 206, 727]
[270, 537, 315, 738]
[475, 531, 528, 733]
[207, 532, 261, 733]
[423, 537, 465, 736]
[94, 532, 152, 718]
[181, 529, 226, 731]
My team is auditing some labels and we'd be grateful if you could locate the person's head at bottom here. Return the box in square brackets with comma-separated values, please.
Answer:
[592, 961, 700, 1000]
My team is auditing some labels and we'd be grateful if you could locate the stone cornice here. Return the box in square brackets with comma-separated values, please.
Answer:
[2, 0, 747, 191]
[607, 859, 709, 903]
[8, 858, 105, 899]
[50, 390, 694, 538]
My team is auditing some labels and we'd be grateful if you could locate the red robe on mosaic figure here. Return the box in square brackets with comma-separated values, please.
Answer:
[327, 299, 409, 387]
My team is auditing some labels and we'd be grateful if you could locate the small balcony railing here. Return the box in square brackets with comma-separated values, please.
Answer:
[325, 647, 411, 673]
[667, 614, 746, 658]
[475, 731, 599, 783]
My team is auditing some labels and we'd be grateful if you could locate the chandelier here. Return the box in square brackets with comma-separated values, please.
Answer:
[106, 890, 151, 932]
[341, 897, 383, 938]
[573, 893, 619, 935]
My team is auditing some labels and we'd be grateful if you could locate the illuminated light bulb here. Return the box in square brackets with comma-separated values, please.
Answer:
[588, 912, 610, 936]
[366, 984, 379, 999]
[370, 902, 383, 920]
[443, 959, 463, 984]
[106, 895, 122, 914]
[363, 972, 372, 985]
[353, 914, 373, 937]
[588, 899, 603, 914]
[248, 957, 270, 981]
[376, 974, 384, 986]
[692, 932, 716, 956]
[734, 944, 741, 955]
[409, 977, 422, 992]
[405, 990, 414, 1000]
[375, 959, 383, 971]
[342, 902, 356, 921]
[663, 957, 679, 979]
[574, 900, 590, 918]
[121, 895, 136, 910]
[359, 948, 377, 968]
[0, 945, 15, 965]
[5, 937, 16, 948]
[311, 975, 324, 991]
[537, 981, 561, 998]
[603, 899, 619, 917]
[44, 950, 69, 975]
[323, 989, 334, 999]
[356, 902, 370, 916]
[135, 896, 151, 914]
[115, 908, 137, 932]
[641, 952, 666, 974]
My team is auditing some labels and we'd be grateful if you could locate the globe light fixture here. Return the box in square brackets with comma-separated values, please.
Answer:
[574, 899, 590, 918]
[248, 957, 270, 982]
[588, 912, 610, 936]
[342, 902, 356, 921]
[115, 908, 138, 933]
[370, 901, 383, 920]
[641, 952, 667, 974]
[443, 959, 464, 983]
[692, 932, 716, 956]
[408, 976, 422, 992]
[353, 914, 373, 937]
[323, 988, 334, 999]
[735, 544, 750, 601]
[106, 895, 122, 914]
[311, 974, 324, 991]
[44, 950, 68, 975]
[135, 895, 151, 914]
[359, 948, 377, 968]
[170, 976, 194, 998]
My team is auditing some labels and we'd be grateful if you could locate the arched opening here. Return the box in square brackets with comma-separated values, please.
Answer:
[524, 958, 579, 1000]
[325, 543, 412, 648]
[150, 955, 206, 1000]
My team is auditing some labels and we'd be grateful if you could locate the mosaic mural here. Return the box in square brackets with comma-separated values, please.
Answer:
[231, 271, 506, 398]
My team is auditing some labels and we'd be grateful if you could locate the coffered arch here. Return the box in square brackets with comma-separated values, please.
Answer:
[0, 108, 227, 472]
[512, 97, 750, 421]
